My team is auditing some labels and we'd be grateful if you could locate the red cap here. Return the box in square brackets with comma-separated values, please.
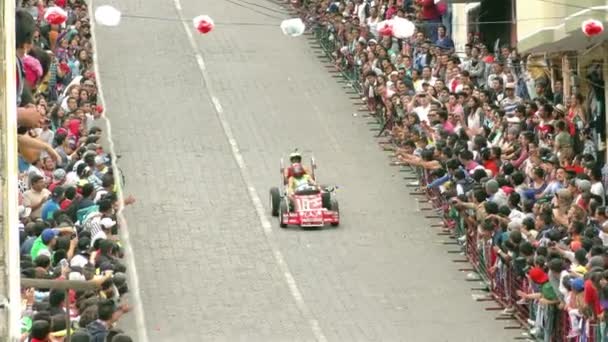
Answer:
[528, 266, 549, 284]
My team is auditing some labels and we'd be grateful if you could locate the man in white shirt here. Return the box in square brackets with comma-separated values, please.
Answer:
[23, 174, 51, 219]
[414, 93, 431, 124]
[91, 217, 118, 247]
[354, 0, 368, 23]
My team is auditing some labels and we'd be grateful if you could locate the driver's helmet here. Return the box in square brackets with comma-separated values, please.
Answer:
[292, 163, 305, 177]
[289, 152, 302, 163]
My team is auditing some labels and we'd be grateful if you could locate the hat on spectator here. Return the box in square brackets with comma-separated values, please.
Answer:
[554, 104, 566, 115]
[572, 265, 587, 275]
[100, 217, 117, 230]
[556, 188, 572, 201]
[94, 155, 105, 165]
[505, 82, 516, 89]
[53, 184, 66, 196]
[541, 154, 559, 166]
[589, 255, 604, 269]
[86, 143, 100, 151]
[484, 179, 499, 193]
[41, 229, 57, 244]
[507, 221, 522, 231]
[53, 168, 66, 181]
[570, 277, 585, 292]
[575, 179, 592, 193]
[368, 39, 378, 45]
[528, 266, 549, 284]
[390, 71, 398, 77]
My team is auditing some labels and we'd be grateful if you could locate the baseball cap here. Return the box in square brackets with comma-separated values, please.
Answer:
[100, 217, 117, 230]
[575, 179, 592, 192]
[570, 277, 585, 291]
[53, 168, 66, 181]
[541, 154, 559, 166]
[507, 221, 522, 231]
[505, 82, 516, 89]
[52, 186, 65, 198]
[484, 179, 500, 193]
[368, 39, 378, 45]
[94, 155, 105, 165]
[528, 266, 549, 284]
[41, 229, 57, 244]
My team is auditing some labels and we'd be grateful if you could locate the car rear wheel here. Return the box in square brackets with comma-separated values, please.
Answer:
[278, 200, 288, 228]
[321, 190, 331, 209]
[330, 199, 339, 227]
[270, 187, 281, 216]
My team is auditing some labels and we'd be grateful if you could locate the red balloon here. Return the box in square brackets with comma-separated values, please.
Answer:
[96, 105, 104, 114]
[197, 21, 213, 34]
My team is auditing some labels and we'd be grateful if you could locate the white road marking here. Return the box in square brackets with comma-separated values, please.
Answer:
[89, 2, 149, 341]
[211, 96, 222, 113]
[195, 53, 205, 70]
[172, 1, 327, 341]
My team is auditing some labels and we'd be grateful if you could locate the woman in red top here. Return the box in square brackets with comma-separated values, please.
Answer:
[584, 272, 603, 319]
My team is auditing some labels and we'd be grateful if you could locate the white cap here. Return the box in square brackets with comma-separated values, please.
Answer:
[100, 217, 117, 229]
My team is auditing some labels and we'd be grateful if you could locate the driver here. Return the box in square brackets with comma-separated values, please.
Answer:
[287, 163, 316, 196]
[284, 152, 310, 181]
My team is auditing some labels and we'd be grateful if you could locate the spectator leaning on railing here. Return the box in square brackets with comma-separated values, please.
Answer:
[298, 0, 608, 340]
[14, 1, 135, 341]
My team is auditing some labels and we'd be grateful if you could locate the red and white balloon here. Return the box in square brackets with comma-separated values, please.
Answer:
[44, 6, 68, 25]
[582, 19, 604, 37]
[377, 18, 415, 39]
[193, 15, 215, 34]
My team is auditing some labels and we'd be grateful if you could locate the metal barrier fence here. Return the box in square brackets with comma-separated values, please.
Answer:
[1, 0, 24, 340]
[294, 2, 606, 340]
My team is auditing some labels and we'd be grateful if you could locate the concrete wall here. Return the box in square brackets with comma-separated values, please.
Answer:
[516, 0, 605, 41]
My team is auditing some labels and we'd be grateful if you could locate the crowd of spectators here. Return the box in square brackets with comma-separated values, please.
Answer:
[299, 0, 608, 340]
[15, 1, 135, 341]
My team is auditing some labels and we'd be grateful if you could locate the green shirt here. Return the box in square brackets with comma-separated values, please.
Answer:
[30, 236, 50, 260]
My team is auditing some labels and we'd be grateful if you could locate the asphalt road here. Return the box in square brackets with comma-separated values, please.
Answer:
[93, 0, 522, 340]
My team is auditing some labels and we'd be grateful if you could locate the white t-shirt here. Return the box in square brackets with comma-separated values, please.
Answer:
[91, 230, 107, 247]
[591, 181, 605, 205]
[414, 105, 430, 123]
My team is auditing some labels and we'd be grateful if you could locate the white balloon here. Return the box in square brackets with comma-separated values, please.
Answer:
[94, 5, 122, 27]
[390, 17, 416, 39]
[280, 18, 306, 37]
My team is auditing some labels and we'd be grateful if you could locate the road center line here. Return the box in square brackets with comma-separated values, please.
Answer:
[172, 1, 327, 341]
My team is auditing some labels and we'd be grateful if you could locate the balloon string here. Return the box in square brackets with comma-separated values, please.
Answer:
[119, 13, 279, 27]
